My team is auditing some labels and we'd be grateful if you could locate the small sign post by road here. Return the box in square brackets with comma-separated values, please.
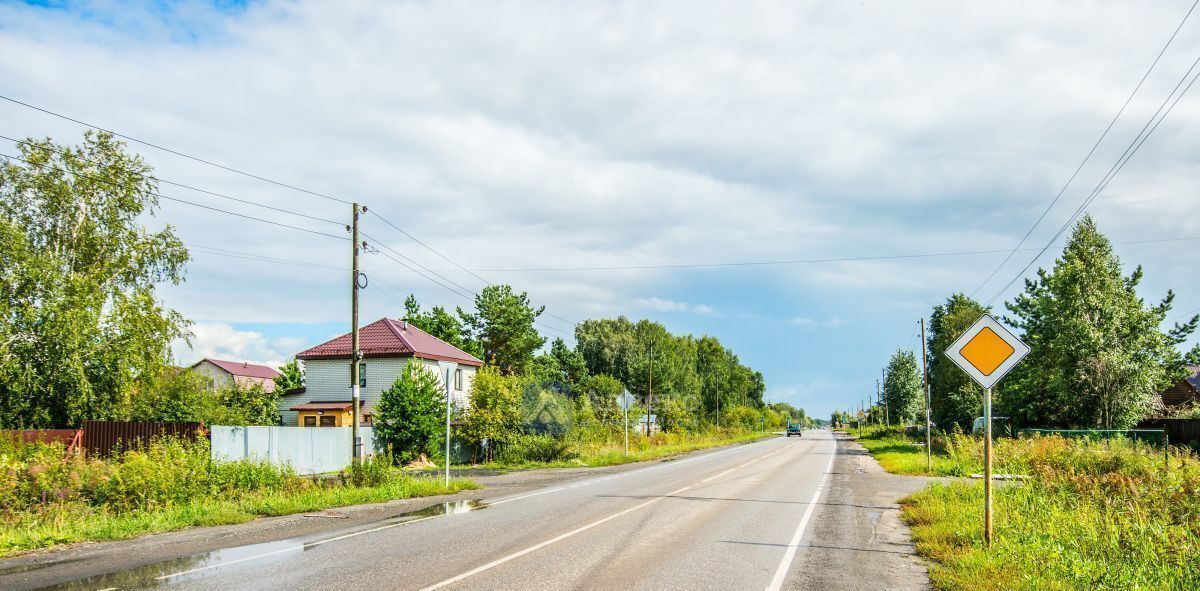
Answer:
[944, 314, 1029, 547]
[617, 390, 635, 456]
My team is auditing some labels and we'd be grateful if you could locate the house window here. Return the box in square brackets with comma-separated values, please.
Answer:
[350, 362, 366, 388]
[303, 416, 316, 427]
[319, 415, 337, 427]
[454, 368, 464, 390]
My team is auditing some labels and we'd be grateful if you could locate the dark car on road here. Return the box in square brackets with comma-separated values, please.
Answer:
[786, 422, 803, 437]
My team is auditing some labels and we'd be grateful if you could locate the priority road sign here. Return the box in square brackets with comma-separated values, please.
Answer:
[944, 314, 1029, 390]
[943, 313, 1028, 550]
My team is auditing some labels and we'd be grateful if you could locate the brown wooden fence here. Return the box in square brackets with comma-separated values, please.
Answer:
[82, 420, 205, 456]
[1137, 418, 1200, 447]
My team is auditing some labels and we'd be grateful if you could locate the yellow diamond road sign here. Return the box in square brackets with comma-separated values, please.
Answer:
[945, 314, 1029, 389]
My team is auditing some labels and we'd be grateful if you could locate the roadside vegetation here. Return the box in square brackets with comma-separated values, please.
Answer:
[847, 426, 1200, 590]
[0, 436, 477, 557]
[826, 213, 1200, 590]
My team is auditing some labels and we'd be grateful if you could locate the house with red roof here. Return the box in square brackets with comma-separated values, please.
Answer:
[190, 358, 282, 393]
[282, 317, 483, 427]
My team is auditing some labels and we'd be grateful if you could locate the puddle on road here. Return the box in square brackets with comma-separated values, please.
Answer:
[27, 500, 487, 590]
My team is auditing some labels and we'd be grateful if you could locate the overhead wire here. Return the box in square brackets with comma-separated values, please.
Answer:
[968, 0, 1200, 298]
[0, 101, 580, 330]
[0, 94, 353, 205]
[985, 50, 1200, 306]
[0, 151, 350, 241]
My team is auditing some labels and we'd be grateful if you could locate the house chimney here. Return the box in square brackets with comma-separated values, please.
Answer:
[402, 319, 408, 330]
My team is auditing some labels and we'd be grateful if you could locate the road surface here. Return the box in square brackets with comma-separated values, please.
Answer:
[20, 431, 923, 590]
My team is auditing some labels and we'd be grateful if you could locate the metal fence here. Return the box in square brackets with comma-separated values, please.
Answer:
[0, 429, 81, 446]
[209, 426, 383, 475]
[82, 420, 205, 456]
[1019, 428, 1169, 446]
[1136, 419, 1200, 447]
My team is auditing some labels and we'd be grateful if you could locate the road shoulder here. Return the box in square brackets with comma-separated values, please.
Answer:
[785, 433, 935, 591]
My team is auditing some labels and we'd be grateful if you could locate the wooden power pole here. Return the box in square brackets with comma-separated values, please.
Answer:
[350, 203, 363, 460]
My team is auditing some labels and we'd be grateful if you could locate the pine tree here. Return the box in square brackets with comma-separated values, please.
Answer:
[1003, 215, 1197, 428]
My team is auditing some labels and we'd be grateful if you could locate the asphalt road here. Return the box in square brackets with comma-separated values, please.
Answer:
[29, 431, 866, 591]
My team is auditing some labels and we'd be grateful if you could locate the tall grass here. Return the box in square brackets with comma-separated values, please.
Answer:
[0, 436, 477, 556]
[849, 428, 1200, 590]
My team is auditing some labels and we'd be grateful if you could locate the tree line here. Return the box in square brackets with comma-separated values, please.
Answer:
[870, 216, 1198, 432]
[0, 133, 812, 435]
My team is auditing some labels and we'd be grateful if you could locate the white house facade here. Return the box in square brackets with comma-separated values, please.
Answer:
[280, 318, 482, 427]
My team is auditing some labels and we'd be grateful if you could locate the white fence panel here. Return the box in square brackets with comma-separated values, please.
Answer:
[211, 426, 380, 475]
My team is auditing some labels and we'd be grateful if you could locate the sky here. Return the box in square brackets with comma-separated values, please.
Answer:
[2, 0, 1199, 419]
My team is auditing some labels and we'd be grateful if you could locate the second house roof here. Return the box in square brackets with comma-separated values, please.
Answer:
[296, 318, 483, 366]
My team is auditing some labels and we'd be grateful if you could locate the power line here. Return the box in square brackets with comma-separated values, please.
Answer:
[0, 134, 345, 227]
[0, 151, 350, 241]
[0, 94, 353, 205]
[369, 209, 580, 330]
[969, 0, 1200, 298]
[424, 235, 1200, 273]
[985, 51, 1200, 306]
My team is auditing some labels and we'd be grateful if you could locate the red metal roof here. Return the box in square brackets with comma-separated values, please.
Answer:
[295, 318, 483, 366]
[194, 358, 281, 380]
[289, 401, 357, 411]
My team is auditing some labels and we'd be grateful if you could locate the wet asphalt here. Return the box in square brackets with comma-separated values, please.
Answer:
[2, 431, 931, 590]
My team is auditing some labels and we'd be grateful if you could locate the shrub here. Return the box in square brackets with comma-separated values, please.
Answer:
[499, 434, 580, 464]
[340, 453, 393, 487]
[520, 385, 574, 437]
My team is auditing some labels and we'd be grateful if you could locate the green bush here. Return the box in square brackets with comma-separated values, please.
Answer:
[374, 362, 446, 463]
[499, 434, 580, 464]
[340, 453, 393, 488]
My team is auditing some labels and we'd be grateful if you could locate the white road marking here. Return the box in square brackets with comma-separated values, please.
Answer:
[764, 438, 837, 591]
[156, 437, 787, 583]
[419, 438, 800, 591]
[417, 484, 696, 591]
[489, 487, 569, 506]
[155, 514, 443, 580]
[485, 437, 776, 506]
[700, 468, 737, 483]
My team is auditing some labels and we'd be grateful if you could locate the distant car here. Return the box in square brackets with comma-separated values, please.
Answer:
[786, 422, 803, 437]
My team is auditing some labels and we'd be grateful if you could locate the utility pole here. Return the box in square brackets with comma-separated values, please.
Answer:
[882, 368, 889, 428]
[920, 318, 932, 472]
[645, 343, 654, 437]
[350, 203, 364, 461]
[716, 367, 721, 428]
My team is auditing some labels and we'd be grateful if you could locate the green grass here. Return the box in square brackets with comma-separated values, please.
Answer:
[0, 475, 478, 557]
[472, 430, 775, 470]
[0, 437, 479, 557]
[849, 427, 1200, 590]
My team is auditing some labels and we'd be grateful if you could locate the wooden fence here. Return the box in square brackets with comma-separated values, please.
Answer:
[81, 420, 205, 456]
[1137, 418, 1200, 447]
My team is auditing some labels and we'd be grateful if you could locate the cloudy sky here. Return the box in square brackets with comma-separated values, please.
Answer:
[2, 0, 1199, 418]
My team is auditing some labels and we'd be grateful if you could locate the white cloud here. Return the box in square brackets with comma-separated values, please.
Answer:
[172, 322, 302, 369]
[790, 316, 848, 329]
[636, 297, 717, 316]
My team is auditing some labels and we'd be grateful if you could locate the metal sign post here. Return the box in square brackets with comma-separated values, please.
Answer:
[438, 361, 459, 488]
[617, 390, 634, 456]
[944, 314, 1029, 548]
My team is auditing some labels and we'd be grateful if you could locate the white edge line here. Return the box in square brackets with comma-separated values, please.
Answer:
[418, 484, 695, 591]
[157, 437, 784, 582]
[765, 440, 837, 591]
[156, 514, 443, 580]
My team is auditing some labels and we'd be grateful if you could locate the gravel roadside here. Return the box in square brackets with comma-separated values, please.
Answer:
[786, 432, 940, 591]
